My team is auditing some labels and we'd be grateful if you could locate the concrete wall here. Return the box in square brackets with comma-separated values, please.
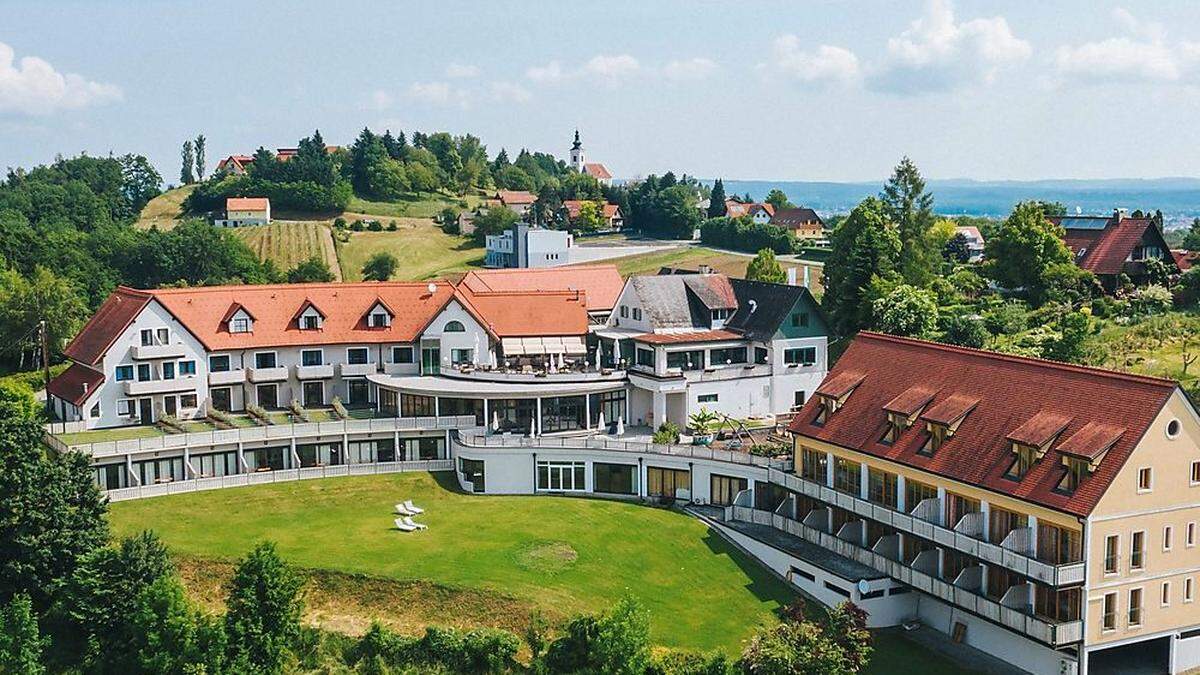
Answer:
[915, 596, 1074, 675]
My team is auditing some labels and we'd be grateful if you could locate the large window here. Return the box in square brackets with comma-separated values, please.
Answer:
[347, 347, 369, 365]
[799, 447, 827, 482]
[460, 458, 485, 493]
[400, 394, 435, 417]
[136, 457, 184, 485]
[451, 348, 474, 365]
[709, 347, 747, 365]
[301, 349, 323, 366]
[298, 442, 343, 468]
[245, 447, 287, 471]
[593, 463, 636, 495]
[440, 397, 483, 425]
[392, 346, 414, 364]
[402, 436, 444, 460]
[541, 395, 585, 433]
[93, 463, 126, 490]
[537, 461, 586, 491]
[588, 390, 626, 428]
[209, 355, 230, 372]
[636, 348, 655, 368]
[193, 451, 238, 478]
[256, 384, 278, 408]
[210, 387, 232, 412]
[490, 399, 536, 433]
[666, 350, 703, 371]
[347, 439, 394, 464]
[905, 480, 938, 513]
[868, 468, 898, 508]
[833, 457, 860, 495]
[254, 352, 277, 369]
[710, 474, 747, 506]
[784, 347, 817, 365]
[647, 466, 690, 498]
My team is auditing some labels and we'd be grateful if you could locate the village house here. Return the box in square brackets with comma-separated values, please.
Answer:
[568, 130, 613, 186]
[215, 197, 270, 227]
[562, 200, 624, 231]
[771, 207, 825, 239]
[1054, 209, 1176, 291]
[954, 225, 986, 262]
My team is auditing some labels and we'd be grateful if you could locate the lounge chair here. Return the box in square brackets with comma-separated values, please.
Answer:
[403, 500, 425, 514]
[395, 503, 415, 516]
[402, 516, 428, 531]
[393, 518, 417, 532]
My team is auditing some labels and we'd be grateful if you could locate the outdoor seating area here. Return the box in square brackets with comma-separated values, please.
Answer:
[393, 499, 428, 533]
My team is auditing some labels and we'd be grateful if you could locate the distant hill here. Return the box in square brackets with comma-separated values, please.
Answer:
[717, 178, 1200, 228]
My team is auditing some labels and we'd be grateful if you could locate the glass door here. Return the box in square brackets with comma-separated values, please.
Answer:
[421, 347, 441, 375]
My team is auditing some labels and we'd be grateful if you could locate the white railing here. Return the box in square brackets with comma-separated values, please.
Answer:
[443, 368, 628, 384]
[764, 467, 1086, 587]
[726, 506, 1083, 647]
[693, 364, 772, 383]
[455, 428, 787, 469]
[104, 459, 454, 502]
[48, 415, 478, 458]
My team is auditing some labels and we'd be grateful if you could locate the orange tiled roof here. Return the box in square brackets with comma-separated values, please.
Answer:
[459, 265, 624, 311]
[496, 190, 537, 205]
[632, 329, 742, 345]
[455, 285, 588, 338]
[226, 197, 269, 211]
[583, 163, 612, 180]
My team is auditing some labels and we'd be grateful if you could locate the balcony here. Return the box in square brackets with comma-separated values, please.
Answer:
[691, 364, 771, 382]
[340, 363, 377, 377]
[209, 369, 245, 386]
[729, 505, 1083, 647]
[248, 366, 288, 383]
[124, 376, 199, 396]
[295, 364, 335, 380]
[767, 468, 1086, 587]
[131, 343, 188, 360]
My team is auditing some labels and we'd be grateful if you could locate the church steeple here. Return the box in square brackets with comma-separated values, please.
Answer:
[572, 129, 581, 150]
[569, 129, 584, 171]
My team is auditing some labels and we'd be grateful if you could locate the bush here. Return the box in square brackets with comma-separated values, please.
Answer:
[387, 220, 398, 231]
[939, 314, 987, 349]
[333, 217, 347, 229]
[1127, 284, 1173, 317]
[652, 421, 681, 445]
[366, 220, 383, 232]
[544, 597, 650, 675]
[352, 623, 520, 674]
[983, 300, 1028, 335]
[647, 649, 732, 675]
[246, 404, 271, 424]
[350, 219, 364, 232]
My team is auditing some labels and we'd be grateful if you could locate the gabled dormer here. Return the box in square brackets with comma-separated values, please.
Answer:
[1054, 422, 1124, 493]
[221, 303, 255, 334]
[364, 299, 395, 329]
[1004, 411, 1071, 480]
[293, 300, 326, 331]
[917, 393, 978, 455]
[881, 386, 936, 444]
[812, 371, 866, 425]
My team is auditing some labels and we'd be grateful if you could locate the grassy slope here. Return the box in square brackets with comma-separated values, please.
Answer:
[336, 219, 484, 281]
[135, 185, 196, 231]
[231, 221, 342, 280]
[347, 192, 483, 220]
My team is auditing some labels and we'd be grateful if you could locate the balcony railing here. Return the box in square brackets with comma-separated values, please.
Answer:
[691, 364, 772, 382]
[248, 366, 288, 382]
[295, 364, 335, 379]
[209, 369, 246, 385]
[131, 343, 188, 360]
[123, 376, 200, 396]
[766, 468, 1085, 587]
[727, 504, 1083, 647]
[340, 363, 377, 377]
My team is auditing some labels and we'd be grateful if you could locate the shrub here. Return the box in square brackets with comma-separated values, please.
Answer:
[544, 597, 650, 675]
[333, 217, 347, 229]
[350, 219, 364, 232]
[387, 220, 398, 231]
[331, 396, 349, 420]
[352, 623, 519, 674]
[367, 220, 383, 232]
[157, 414, 185, 433]
[246, 404, 271, 424]
[983, 300, 1028, 335]
[939, 314, 987, 349]
[207, 407, 237, 429]
[225, 542, 305, 673]
[652, 421, 681, 445]
[1128, 284, 1173, 317]
[647, 649, 732, 675]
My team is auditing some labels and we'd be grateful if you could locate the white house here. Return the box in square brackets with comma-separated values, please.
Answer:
[485, 224, 575, 268]
[215, 197, 271, 227]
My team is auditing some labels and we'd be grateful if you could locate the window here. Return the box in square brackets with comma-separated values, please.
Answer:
[443, 320, 465, 333]
[793, 391, 806, 409]
[646, 466, 690, 498]
[881, 413, 904, 445]
[1102, 593, 1117, 631]
[636, 348, 655, 368]
[1188, 522, 1196, 548]
[783, 347, 816, 365]
[180, 393, 197, 408]
[89, 403, 100, 418]
[710, 474, 748, 506]
[1006, 444, 1038, 480]
[301, 350, 323, 366]
[791, 312, 809, 328]
[1187, 578, 1195, 603]
[709, 347, 747, 365]
[620, 305, 628, 318]
[536, 461, 586, 492]
[698, 393, 718, 403]
[1104, 535, 1119, 574]
[115, 365, 134, 381]
[1192, 461, 1200, 485]
[632, 307, 642, 321]
[140, 329, 153, 346]
[162, 362, 175, 380]
[920, 423, 949, 455]
[833, 457, 861, 495]
[231, 317, 250, 333]
[157, 328, 168, 344]
[392, 346, 414, 364]
[666, 350, 703, 371]
[755, 347, 768, 364]
[868, 468, 898, 508]
[209, 355, 230, 372]
[1131, 531, 1146, 570]
[1167, 418, 1181, 438]
[798, 447, 827, 482]
[1138, 467, 1153, 492]
[1165, 525, 1173, 552]
[256, 383, 278, 408]
[593, 463, 636, 495]
[347, 348, 369, 365]
[1058, 456, 1089, 492]
[301, 314, 320, 330]
[136, 364, 151, 381]
[178, 360, 196, 376]
[254, 352, 277, 369]
[1162, 582, 1171, 607]
[450, 348, 473, 365]
[117, 399, 135, 416]
[369, 312, 389, 328]
[1128, 588, 1143, 627]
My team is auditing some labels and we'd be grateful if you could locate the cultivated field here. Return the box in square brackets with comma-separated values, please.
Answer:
[336, 219, 484, 281]
[134, 184, 196, 230]
[232, 221, 341, 280]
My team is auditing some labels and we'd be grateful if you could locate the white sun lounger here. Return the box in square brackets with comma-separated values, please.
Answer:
[403, 500, 425, 514]
[394, 518, 417, 532]
[402, 516, 428, 531]
[395, 503, 415, 516]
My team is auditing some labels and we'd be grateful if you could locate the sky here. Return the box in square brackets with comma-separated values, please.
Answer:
[4, 0, 1200, 183]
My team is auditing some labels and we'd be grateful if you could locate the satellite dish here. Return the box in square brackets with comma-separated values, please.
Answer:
[427, 282, 438, 294]
[857, 579, 871, 596]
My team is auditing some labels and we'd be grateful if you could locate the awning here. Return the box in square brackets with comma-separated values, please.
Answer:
[542, 337, 565, 353]
[522, 337, 546, 354]
[501, 337, 525, 356]
[562, 336, 587, 355]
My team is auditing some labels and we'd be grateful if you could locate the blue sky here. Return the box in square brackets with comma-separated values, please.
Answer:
[3, 0, 1200, 182]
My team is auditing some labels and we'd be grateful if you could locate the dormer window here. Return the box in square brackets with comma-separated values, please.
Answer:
[881, 386, 935, 446]
[370, 312, 388, 328]
[1058, 456, 1090, 493]
[711, 308, 731, 322]
[920, 422, 949, 455]
[301, 314, 320, 330]
[811, 371, 866, 426]
[916, 393, 978, 456]
[1005, 442, 1040, 480]
[882, 413, 906, 445]
[223, 303, 255, 334]
[293, 300, 326, 331]
[365, 300, 395, 329]
[231, 317, 251, 333]
[1053, 422, 1124, 493]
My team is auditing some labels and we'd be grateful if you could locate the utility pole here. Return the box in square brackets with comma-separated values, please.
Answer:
[40, 320, 51, 414]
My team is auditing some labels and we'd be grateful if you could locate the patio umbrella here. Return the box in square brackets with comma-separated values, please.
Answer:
[492, 411, 499, 432]
[616, 416, 625, 436]
[530, 417, 537, 437]
[597, 411, 606, 434]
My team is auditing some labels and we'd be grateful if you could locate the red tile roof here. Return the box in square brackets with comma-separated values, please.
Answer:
[226, 197, 269, 211]
[883, 386, 936, 416]
[1007, 411, 1072, 447]
[459, 265, 624, 312]
[455, 286, 588, 338]
[496, 190, 537, 205]
[632, 329, 742, 345]
[46, 363, 104, 407]
[1172, 249, 1198, 271]
[1056, 215, 1166, 276]
[583, 163, 612, 180]
[1056, 422, 1125, 461]
[562, 200, 622, 221]
[789, 332, 1178, 517]
[63, 287, 152, 365]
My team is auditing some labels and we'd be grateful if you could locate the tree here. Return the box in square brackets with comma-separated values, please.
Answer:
[0, 265, 87, 369]
[544, 596, 650, 675]
[1043, 311, 1092, 364]
[872, 284, 938, 337]
[471, 205, 520, 243]
[0, 385, 108, 613]
[118, 154, 163, 215]
[746, 248, 787, 284]
[361, 251, 398, 282]
[822, 197, 902, 335]
[194, 134, 207, 180]
[881, 157, 937, 286]
[1182, 218, 1200, 251]
[765, 188, 795, 211]
[707, 179, 727, 218]
[286, 256, 334, 283]
[180, 140, 195, 185]
[0, 594, 43, 675]
[983, 201, 1073, 305]
[225, 542, 304, 674]
[940, 313, 987, 349]
[131, 575, 227, 675]
[574, 200, 605, 232]
[944, 232, 971, 263]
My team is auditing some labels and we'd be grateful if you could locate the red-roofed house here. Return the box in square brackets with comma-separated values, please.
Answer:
[1053, 209, 1175, 290]
[562, 200, 624, 231]
[781, 331, 1200, 673]
[217, 197, 271, 227]
[494, 190, 537, 217]
[770, 207, 825, 239]
[215, 155, 254, 175]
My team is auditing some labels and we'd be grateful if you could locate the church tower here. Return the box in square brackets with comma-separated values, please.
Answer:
[569, 129, 584, 171]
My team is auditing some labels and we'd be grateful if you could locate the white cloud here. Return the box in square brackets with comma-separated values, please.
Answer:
[526, 54, 641, 87]
[0, 41, 122, 115]
[445, 63, 480, 78]
[364, 89, 393, 111]
[662, 57, 718, 81]
[405, 81, 470, 108]
[490, 81, 531, 104]
[1054, 8, 1200, 85]
[869, 0, 1030, 94]
[526, 60, 566, 84]
[765, 36, 861, 85]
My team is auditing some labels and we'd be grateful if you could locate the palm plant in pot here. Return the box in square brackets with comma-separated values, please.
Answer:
[688, 408, 719, 446]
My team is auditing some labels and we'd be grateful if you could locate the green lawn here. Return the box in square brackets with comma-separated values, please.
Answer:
[56, 425, 164, 445]
[336, 220, 484, 281]
[347, 192, 483, 220]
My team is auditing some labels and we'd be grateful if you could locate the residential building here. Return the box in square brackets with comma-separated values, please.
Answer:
[1054, 209, 1176, 291]
[492, 190, 537, 218]
[748, 203, 775, 225]
[215, 154, 254, 175]
[568, 130, 613, 186]
[954, 225, 986, 262]
[457, 265, 624, 324]
[771, 332, 1200, 675]
[215, 197, 271, 227]
[1171, 250, 1198, 272]
[485, 223, 575, 268]
[563, 200, 624, 231]
[770, 207, 825, 239]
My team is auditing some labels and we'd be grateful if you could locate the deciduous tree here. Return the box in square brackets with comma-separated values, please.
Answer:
[286, 256, 334, 283]
[872, 284, 938, 337]
[822, 197, 902, 335]
[361, 252, 398, 281]
[983, 201, 1073, 305]
[225, 542, 304, 674]
[746, 248, 787, 284]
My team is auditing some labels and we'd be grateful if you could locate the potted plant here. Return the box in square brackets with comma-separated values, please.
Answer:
[688, 408, 719, 446]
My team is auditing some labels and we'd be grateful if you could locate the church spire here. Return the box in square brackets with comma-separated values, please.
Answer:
[571, 129, 581, 150]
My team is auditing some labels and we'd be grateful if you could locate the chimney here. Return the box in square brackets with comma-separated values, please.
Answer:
[787, 267, 797, 286]
[81, 383, 89, 395]
[1115, 208, 1128, 222]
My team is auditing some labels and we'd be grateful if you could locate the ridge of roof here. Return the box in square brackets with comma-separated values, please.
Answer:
[856, 331, 1177, 389]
